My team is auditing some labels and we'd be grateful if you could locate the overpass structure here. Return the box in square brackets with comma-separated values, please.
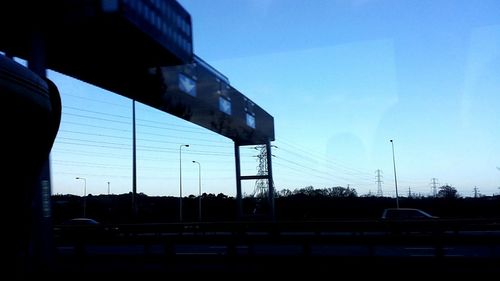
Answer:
[0, 0, 275, 218]
[0, 0, 275, 274]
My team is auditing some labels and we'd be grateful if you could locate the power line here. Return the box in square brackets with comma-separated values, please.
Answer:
[61, 106, 415, 192]
[63, 112, 216, 136]
[276, 139, 375, 177]
[52, 148, 252, 164]
[55, 140, 235, 157]
[62, 112, 131, 125]
[274, 145, 374, 183]
[58, 96, 441, 196]
[59, 129, 231, 148]
[60, 92, 130, 109]
[276, 144, 374, 180]
[275, 139, 431, 192]
[64, 105, 130, 119]
[274, 156, 373, 187]
[61, 121, 130, 132]
[274, 157, 339, 182]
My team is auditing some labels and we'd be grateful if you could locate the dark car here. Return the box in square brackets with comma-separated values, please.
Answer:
[55, 218, 104, 241]
[62, 218, 100, 225]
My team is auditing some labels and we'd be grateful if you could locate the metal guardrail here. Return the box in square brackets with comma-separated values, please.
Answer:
[54, 218, 500, 237]
[53, 219, 500, 258]
[49, 219, 500, 276]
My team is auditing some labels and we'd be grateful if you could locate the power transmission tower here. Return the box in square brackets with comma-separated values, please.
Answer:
[250, 144, 277, 218]
[408, 186, 412, 198]
[473, 186, 479, 198]
[431, 178, 439, 197]
[375, 169, 383, 197]
[254, 145, 268, 198]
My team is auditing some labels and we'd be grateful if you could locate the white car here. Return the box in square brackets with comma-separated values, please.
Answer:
[381, 208, 437, 220]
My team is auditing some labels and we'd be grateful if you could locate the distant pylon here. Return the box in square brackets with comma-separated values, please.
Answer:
[375, 169, 383, 197]
[431, 178, 439, 197]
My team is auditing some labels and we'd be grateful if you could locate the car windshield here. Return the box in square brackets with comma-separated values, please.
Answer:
[3, 1, 500, 278]
[62, 218, 100, 225]
[383, 209, 435, 219]
[36, 0, 498, 199]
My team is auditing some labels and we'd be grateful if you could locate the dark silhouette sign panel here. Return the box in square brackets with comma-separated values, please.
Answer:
[155, 56, 275, 145]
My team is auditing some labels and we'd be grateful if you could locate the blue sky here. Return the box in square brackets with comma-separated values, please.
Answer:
[46, 0, 500, 198]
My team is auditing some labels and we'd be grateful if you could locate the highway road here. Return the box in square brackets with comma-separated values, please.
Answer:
[46, 219, 500, 277]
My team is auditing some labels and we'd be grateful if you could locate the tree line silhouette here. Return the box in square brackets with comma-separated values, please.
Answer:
[51, 185, 500, 224]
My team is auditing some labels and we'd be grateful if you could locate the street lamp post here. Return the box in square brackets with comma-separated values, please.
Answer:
[192, 161, 202, 221]
[179, 144, 189, 222]
[390, 140, 400, 209]
[76, 177, 87, 217]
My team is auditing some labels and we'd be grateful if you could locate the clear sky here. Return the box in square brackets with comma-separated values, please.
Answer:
[46, 0, 500, 198]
